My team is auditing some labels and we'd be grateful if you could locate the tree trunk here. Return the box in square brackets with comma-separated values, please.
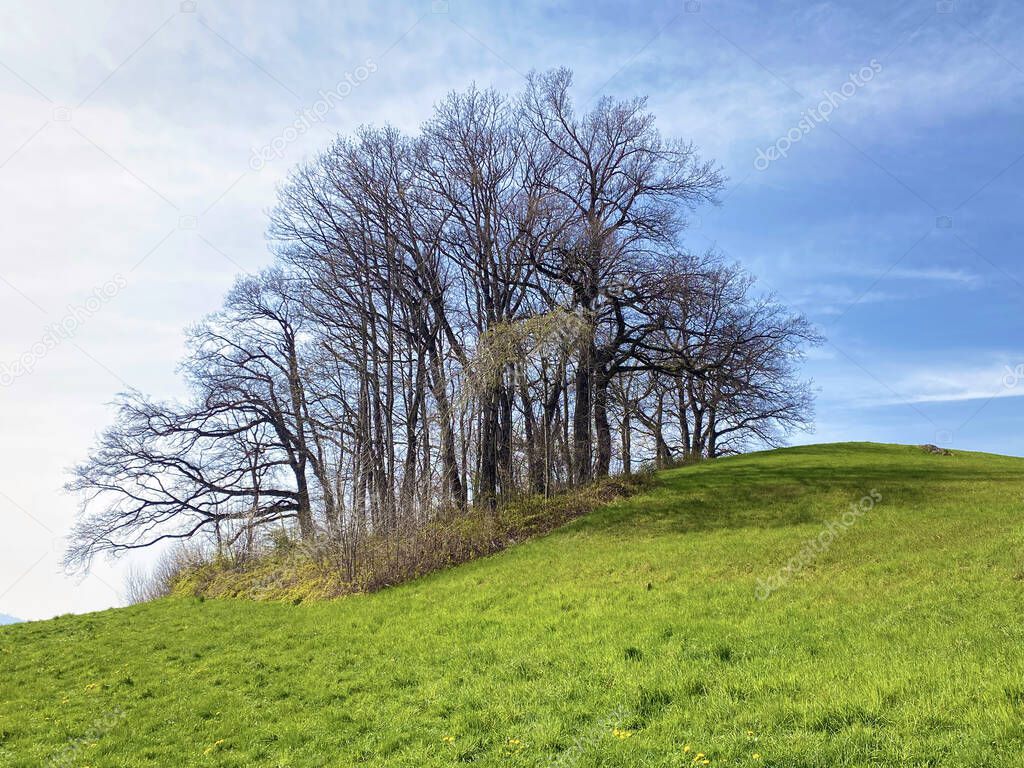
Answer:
[677, 379, 690, 461]
[573, 334, 595, 485]
[497, 381, 514, 497]
[593, 368, 612, 478]
[429, 350, 465, 510]
[620, 406, 632, 476]
[654, 392, 671, 469]
[520, 375, 545, 494]
[479, 387, 500, 509]
[295, 469, 314, 539]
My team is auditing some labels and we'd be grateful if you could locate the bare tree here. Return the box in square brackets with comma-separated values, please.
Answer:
[67, 70, 816, 579]
[521, 68, 725, 480]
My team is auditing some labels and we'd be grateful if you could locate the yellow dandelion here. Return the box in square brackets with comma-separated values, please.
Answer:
[203, 739, 226, 756]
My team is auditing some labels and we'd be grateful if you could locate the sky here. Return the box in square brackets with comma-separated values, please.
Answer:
[1, 0, 1021, 621]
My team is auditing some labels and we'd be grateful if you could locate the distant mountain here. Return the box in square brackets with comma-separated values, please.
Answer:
[0, 613, 21, 625]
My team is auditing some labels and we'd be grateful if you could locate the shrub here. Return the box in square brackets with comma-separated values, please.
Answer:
[165, 474, 653, 602]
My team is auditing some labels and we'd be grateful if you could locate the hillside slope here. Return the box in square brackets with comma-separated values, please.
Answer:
[2, 443, 1024, 767]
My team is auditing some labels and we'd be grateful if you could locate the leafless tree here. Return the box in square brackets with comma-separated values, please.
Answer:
[67, 70, 817, 578]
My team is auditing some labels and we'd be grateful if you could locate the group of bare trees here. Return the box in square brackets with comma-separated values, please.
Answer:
[66, 70, 819, 571]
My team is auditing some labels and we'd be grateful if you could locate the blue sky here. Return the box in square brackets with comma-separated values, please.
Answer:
[0, 0, 1021, 618]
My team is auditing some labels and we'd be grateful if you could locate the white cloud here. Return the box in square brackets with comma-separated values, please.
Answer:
[813, 354, 1024, 409]
[884, 267, 983, 285]
[893, 361, 1024, 405]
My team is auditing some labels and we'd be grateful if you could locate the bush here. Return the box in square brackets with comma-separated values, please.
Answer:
[124, 542, 208, 605]
[166, 474, 653, 602]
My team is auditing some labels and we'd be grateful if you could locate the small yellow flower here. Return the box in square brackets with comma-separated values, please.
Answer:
[753, 754, 762, 761]
[442, 735, 455, 744]
[684, 744, 692, 753]
[203, 739, 226, 755]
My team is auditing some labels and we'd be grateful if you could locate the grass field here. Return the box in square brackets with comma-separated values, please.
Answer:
[2, 442, 1024, 767]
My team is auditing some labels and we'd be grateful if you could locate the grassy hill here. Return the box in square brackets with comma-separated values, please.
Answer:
[3, 442, 1024, 767]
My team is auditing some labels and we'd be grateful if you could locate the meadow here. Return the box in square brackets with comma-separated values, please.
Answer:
[2, 442, 1023, 767]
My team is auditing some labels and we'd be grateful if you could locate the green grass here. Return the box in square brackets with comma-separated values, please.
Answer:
[3, 442, 1024, 767]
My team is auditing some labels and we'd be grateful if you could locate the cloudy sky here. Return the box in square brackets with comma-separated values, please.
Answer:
[1, 0, 1022, 621]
